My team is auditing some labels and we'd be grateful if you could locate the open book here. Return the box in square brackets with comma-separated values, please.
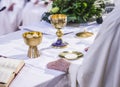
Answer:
[0, 57, 25, 87]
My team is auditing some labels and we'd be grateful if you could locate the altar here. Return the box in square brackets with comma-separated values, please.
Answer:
[0, 21, 101, 87]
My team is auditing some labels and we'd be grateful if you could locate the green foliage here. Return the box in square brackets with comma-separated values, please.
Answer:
[51, 0, 105, 23]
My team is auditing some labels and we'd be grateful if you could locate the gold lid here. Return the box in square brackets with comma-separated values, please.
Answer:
[76, 32, 93, 38]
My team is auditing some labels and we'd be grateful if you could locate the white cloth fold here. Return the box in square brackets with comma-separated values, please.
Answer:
[21, 1, 48, 26]
[69, 0, 120, 87]
[0, 0, 24, 36]
[69, 64, 80, 87]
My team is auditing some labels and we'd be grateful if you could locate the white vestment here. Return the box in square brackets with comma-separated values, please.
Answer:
[0, 0, 24, 36]
[69, 0, 120, 87]
[21, 1, 48, 26]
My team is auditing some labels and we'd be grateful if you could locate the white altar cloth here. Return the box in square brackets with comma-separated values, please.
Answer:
[19, 21, 100, 36]
[0, 21, 101, 87]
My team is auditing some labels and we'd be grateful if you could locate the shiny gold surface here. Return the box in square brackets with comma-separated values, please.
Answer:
[76, 31, 93, 38]
[51, 14, 67, 29]
[50, 14, 67, 39]
[59, 51, 83, 60]
[23, 31, 42, 58]
[50, 14, 68, 48]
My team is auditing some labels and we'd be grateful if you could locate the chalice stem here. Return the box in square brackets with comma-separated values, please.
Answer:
[56, 29, 63, 39]
[28, 46, 40, 58]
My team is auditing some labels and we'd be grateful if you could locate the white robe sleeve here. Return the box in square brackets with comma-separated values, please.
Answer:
[69, 58, 84, 87]
[69, 64, 80, 87]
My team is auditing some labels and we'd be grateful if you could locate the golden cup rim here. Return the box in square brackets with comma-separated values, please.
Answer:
[23, 31, 42, 38]
[50, 14, 67, 19]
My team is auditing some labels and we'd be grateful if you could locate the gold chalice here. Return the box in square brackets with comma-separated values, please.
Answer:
[50, 14, 68, 48]
[23, 31, 42, 58]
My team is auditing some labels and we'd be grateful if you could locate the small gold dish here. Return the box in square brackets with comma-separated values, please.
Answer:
[59, 51, 83, 60]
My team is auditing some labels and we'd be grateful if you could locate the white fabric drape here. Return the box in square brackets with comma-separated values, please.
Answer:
[0, 0, 24, 36]
[21, 1, 48, 26]
[0, 10, 12, 35]
[0, 0, 11, 8]
[69, 0, 120, 87]
[0, 0, 24, 9]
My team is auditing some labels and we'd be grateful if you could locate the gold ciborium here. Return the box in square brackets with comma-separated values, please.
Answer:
[76, 29, 93, 38]
[23, 31, 42, 58]
[76, 23, 93, 38]
[50, 14, 68, 48]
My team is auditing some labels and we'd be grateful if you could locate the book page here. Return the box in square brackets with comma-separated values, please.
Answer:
[0, 67, 14, 84]
[0, 57, 24, 72]
[0, 57, 24, 87]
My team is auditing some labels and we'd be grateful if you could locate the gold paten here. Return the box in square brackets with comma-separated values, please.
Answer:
[23, 31, 42, 58]
[59, 51, 83, 60]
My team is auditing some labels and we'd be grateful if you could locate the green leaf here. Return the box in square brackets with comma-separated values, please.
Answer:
[44, 0, 105, 23]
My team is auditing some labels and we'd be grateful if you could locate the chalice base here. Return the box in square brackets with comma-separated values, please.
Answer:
[76, 31, 93, 38]
[28, 46, 40, 58]
[52, 39, 68, 48]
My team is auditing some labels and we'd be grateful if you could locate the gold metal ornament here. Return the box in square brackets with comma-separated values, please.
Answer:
[76, 29, 93, 38]
[50, 14, 68, 48]
[23, 31, 42, 58]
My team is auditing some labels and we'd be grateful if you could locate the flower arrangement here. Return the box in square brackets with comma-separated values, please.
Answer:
[42, 0, 105, 24]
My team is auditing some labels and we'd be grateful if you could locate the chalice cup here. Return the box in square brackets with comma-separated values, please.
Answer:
[50, 14, 68, 48]
[23, 31, 42, 58]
